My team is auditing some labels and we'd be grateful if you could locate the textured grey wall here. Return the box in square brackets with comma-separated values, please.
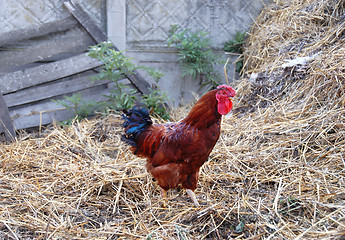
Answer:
[126, 0, 267, 48]
[125, 0, 269, 105]
[0, 0, 106, 34]
[1, 0, 268, 106]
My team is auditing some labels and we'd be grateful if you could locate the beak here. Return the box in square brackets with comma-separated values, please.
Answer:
[229, 97, 234, 101]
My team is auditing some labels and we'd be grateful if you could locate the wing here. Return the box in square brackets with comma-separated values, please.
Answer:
[135, 123, 166, 159]
[137, 118, 221, 168]
[148, 123, 193, 167]
[149, 121, 219, 169]
[135, 121, 190, 167]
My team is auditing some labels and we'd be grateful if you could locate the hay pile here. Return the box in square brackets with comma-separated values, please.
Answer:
[0, 0, 345, 239]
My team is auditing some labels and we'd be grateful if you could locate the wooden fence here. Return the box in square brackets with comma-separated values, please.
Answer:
[0, 0, 151, 141]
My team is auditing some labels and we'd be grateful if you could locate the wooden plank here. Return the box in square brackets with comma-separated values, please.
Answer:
[64, 0, 152, 95]
[0, 31, 95, 72]
[0, 17, 78, 46]
[4, 74, 111, 108]
[9, 84, 112, 130]
[12, 107, 75, 131]
[0, 52, 102, 94]
[7, 78, 134, 132]
[0, 93, 16, 141]
[64, 0, 107, 44]
[125, 72, 152, 95]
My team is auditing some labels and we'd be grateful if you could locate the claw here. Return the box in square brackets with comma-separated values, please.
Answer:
[160, 188, 167, 207]
[186, 189, 200, 206]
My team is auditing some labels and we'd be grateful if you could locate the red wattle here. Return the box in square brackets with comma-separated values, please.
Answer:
[217, 100, 233, 115]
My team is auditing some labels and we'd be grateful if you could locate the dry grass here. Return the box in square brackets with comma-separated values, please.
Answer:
[0, 0, 345, 239]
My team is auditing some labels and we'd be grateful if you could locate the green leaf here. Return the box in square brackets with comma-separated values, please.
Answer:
[235, 220, 245, 233]
[167, 25, 222, 89]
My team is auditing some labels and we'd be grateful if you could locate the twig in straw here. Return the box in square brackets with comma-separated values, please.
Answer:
[113, 172, 126, 214]
[224, 58, 230, 85]
[295, 207, 345, 240]
[1, 221, 19, 240]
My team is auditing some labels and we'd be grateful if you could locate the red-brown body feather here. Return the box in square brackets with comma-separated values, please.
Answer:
[129, 89, 223, 191]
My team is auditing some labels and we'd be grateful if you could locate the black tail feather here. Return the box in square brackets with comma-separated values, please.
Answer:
[122, 107, 152, 147]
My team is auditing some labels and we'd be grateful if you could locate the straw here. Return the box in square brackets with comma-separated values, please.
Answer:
[0, 0, 344, 238]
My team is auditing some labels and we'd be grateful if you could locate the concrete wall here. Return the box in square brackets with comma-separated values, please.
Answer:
[0, 0, 106, 34]
[112, 0, 269, 105]
[126, 0, 266, 47]
[1, 0, 268, 106]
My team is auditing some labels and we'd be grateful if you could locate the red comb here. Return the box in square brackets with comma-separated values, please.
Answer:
[217, 85, 236, 97]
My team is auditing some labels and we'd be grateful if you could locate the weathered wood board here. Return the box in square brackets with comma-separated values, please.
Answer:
[4, 74, 109, 108]
[0, 53, 102, 94]
[0, 1, 151, 134]
[0, 17, 78, 46]
[64, 0, 152, 95]
[0, 93, 16, 141]
[0, 11, 102, 132]
[10, 84, 112, 130]
[0, 31, 94, 73]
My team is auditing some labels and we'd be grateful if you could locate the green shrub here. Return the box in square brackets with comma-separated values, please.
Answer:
[142, 88, 170, 120]
[55, 42, 171, 121]
[90, 42, 171, 119]
[99, 83, 138, 113]
[167, 24, 222, 89]
[88, 41, 137, 82]
[53, 93, 97, 124]
[223, 31, 246, 73]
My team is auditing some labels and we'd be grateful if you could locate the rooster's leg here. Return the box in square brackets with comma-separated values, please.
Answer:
[186, 189, 200, 206]
[160, 188, 167, 207]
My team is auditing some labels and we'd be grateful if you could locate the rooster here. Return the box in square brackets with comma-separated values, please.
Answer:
[122, 85, 236, 205]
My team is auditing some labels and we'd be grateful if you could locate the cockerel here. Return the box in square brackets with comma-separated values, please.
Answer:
[122, 85, 236, 205]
